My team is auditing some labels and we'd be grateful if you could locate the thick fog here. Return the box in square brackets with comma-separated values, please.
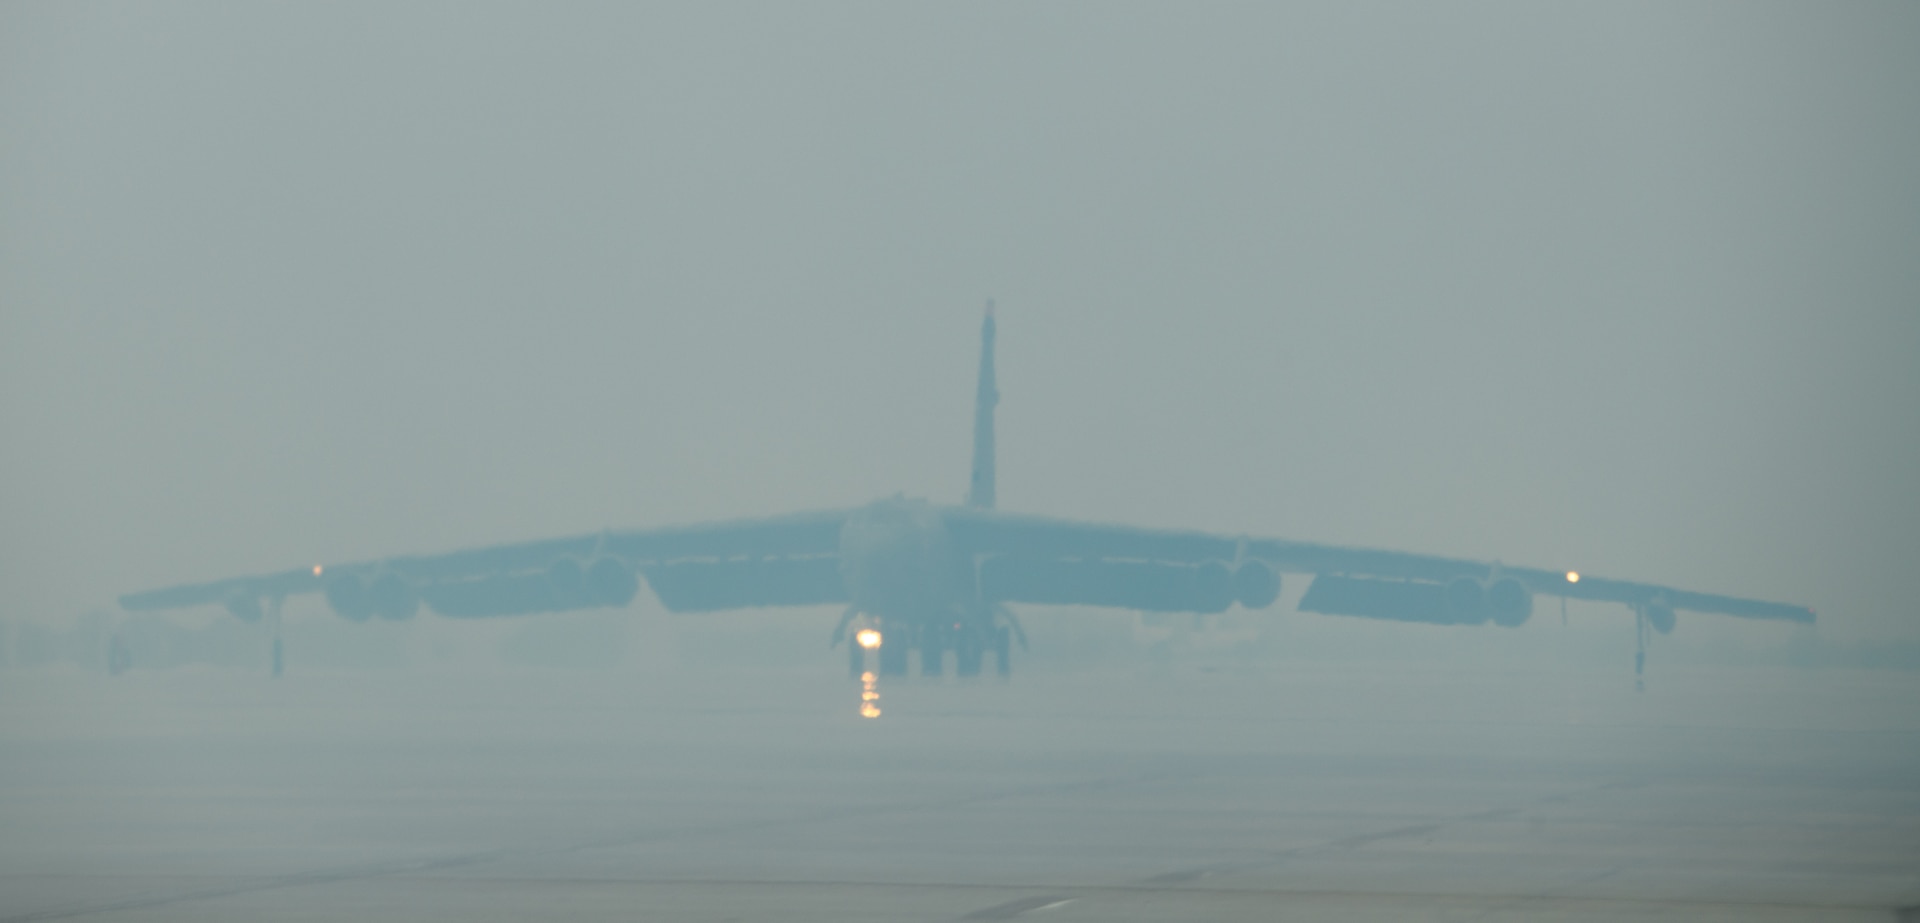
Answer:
[3, 6, 1919, 920]
[3, 2, 1916, 648]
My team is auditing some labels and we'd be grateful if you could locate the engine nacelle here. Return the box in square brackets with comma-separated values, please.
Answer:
[324, 574, 373, 622]
[547, 558, 589, 607]
[1647, 600, 1677, 634]
[548, 557, 638, 608]
[586, 557, 639, 607]
[224, 591, 264, 623]
[1486, 578, 1531, 628]
[980, 557, 1232, 613]
[1444, 577, 1487, 623]
[368, 573, 418, 621]
[1194, 561, 1235, 614]
[1233, 561, 1281, 609]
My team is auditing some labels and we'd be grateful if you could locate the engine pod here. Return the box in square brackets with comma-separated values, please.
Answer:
[1647, 600, 1677, 634]
[224, 591, 264, 623]
[324, 574, 373, 622]
[1444, 577, 1488, 624]
[1233, 561, 1281, 609]
[1486, 578, 1531, 627]
[586, 558, 639, 607]
[547, 558, 589, 608]
[1194, 561, 1235, 614]
[369, 573, 418, 621]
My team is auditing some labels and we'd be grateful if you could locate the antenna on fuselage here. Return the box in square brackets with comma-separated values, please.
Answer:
[967, 300, 998, 509]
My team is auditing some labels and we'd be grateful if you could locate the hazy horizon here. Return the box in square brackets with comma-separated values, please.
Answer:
[3, 2, 1916, 648]
[4, 8, 1919, 921]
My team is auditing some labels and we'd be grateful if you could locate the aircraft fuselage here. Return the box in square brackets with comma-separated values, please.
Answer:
[836, 497, 1004, 676]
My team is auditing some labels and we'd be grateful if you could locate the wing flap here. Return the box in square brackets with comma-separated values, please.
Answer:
[942, 509, 1812, 625]
[1249, 539, 1490, 584]
[944, 509, 1237, 563]
[644, 557, 847, 613]
[980, 556, 1234, 613]
[1495, 566, 1813, 623]
[421, 574, 582, 618]
[119, 510, 854, 616]
[608, 510, 847, 563]
[120, 568, 322, 612]
[1298, 575, 1467, 625]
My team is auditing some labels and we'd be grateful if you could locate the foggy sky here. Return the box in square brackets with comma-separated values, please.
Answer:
[2, 2, 1916, 643]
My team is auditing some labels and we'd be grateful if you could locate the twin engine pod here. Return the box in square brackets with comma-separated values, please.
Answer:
[1646, 599, 1677, 634]
[323, 572, 419, 622]
[224, 590, 265, 623]
[1233, 560, 1282, 609]
[324, 557, 641, 621]
[543, 556, 640, 610]
[979, 557, 1281, 612]
[1443, 576, 1533, 627]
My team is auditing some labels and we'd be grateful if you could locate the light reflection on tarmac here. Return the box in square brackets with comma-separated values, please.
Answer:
[860, 670, 881, 719]
[1, 662, 1916, 922]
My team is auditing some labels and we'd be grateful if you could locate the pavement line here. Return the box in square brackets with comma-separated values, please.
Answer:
[1125, 782, 1602, 887]
[0, 769, 1191, 923]
[962, 895, 1076, 919]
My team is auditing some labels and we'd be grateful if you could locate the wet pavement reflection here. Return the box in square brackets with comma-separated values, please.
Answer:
[858, 670, 880, 719]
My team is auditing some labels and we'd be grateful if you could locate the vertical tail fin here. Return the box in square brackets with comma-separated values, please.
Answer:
[967, 301, 998, 509]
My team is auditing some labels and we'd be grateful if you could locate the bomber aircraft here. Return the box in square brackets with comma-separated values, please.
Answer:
[121, 306, 1813, 682]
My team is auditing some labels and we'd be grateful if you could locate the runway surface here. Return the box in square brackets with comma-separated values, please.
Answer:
[2, 657, 1916, 922]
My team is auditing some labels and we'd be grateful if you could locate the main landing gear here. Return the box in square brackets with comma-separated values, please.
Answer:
[879, 635, 912, 677]
[951, 621, 1014, 678]
[832, 611, 1025, 681]
[920, 624, 946, 677]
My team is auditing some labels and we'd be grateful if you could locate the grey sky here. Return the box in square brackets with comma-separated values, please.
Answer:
[2, 2, 1915, 642]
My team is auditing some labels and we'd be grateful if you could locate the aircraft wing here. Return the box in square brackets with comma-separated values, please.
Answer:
[941, 508, 1814, 628]
[119, 509, 853, 620]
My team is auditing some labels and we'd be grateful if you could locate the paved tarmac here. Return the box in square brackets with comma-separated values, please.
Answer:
[2, 655, 1916, 922]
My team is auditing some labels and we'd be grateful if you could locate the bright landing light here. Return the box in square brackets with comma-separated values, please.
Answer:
[1565, 571, 1580, 584]
[855, 629, 883, 650]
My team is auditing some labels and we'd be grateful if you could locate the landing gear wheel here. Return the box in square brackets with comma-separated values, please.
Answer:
[921, 628, 945, 677]
[993, 625, 1012, 678]
[955, 630, 984, 677]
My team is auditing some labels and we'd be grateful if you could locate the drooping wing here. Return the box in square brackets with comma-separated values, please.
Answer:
[119, 508, 853, 618]
[941, 508, 1814, 626]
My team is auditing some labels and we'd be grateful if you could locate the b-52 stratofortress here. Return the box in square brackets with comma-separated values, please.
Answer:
[121, 306, 1813, 681]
